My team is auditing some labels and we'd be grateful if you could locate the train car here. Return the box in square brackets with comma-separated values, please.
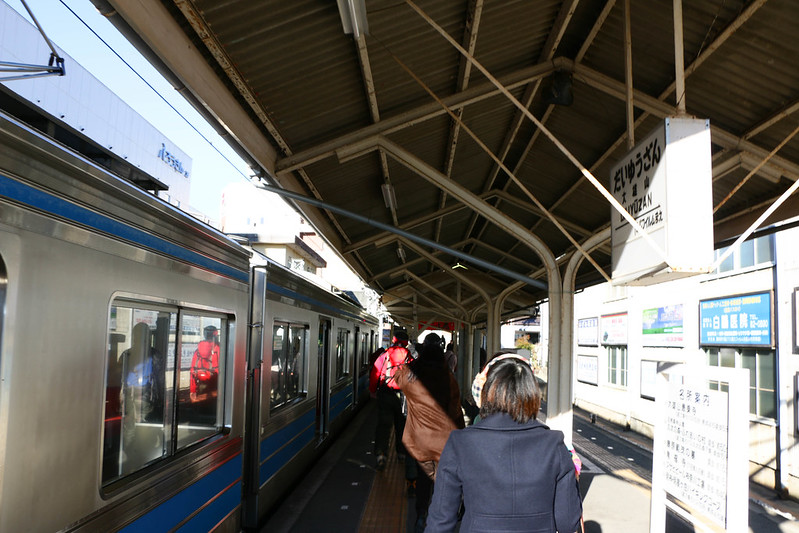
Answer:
[242, 256, 380, 527]
[0, 109, 380, 531]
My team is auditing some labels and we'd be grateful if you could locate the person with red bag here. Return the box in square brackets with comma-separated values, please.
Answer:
[190, 325, 220, 402]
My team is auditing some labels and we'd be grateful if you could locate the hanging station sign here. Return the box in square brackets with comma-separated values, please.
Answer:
[610, 117, 714, 285]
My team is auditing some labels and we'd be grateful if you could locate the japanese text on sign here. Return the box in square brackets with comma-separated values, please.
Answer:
[700, 292, 772, 346]
[610, 125, 664, 231]
[663, 383, 729, 526]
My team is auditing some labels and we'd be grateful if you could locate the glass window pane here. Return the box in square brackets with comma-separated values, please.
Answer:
[739, 239, 755, 268]
[707, 348, 719, 366]
[103, 304, 174, 484]
[758, 350, 775, 390]
[749, 389, 757, 416]
[759, 389, 776, 419]
[176, 314, 225, 449]
[720, 348, 736, 368]
[271, 324, 287, 408]
[741, 350, 756, 387]
[755, 235, 774, 264]
[287, 325, 306, 400]
[718, 246, 734, 272]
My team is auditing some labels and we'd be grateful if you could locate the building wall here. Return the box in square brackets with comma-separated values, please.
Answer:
[572, 225, 799, 494]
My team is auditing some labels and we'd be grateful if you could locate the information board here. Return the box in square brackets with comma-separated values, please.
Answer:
[601, 312, 628, 345]
[577, 355, 599, 385]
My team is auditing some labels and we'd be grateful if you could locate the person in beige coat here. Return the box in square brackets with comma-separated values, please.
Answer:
[395, 334, 465, 532]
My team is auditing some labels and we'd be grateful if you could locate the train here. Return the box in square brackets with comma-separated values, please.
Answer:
[0, 109, 381, 532]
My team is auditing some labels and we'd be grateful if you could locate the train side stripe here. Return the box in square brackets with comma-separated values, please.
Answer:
[119, 454, 242, 532]
[0, 173, 248, 282]
[329, 387, 353, 422]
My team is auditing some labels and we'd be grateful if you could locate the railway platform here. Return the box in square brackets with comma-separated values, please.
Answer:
[263, 401, 799, 533]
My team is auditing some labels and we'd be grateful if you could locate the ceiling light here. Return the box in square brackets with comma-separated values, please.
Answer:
[452, 262, 468, 270]
[336, 0, 369, 39]
[397, 246, 406, 262]
[381, 183, 397, 211]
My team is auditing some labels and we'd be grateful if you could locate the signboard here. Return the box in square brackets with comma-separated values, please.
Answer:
[601, 313, 628, 345]
[642, 305, 684, 347]
[577, 355, 599, 385]
[577, 317, 599, 346]
[418, 321, 455, 331]
[610, 118, 713, 285]
[699, 291, 772, 347]
[651, 366, 748, 532]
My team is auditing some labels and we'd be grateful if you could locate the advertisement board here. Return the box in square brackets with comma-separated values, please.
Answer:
[642, 304, 684, 347]
[577, 355, 599, 385]
[577, 317, 599, 346]
[699, 291, 772, 347]
[601, 313, 628, 345]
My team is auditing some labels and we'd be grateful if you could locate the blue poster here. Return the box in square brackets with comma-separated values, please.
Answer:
[699, 292, 772, 346]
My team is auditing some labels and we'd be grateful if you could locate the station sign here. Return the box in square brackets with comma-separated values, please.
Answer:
[417, 321, 455, 332]
[610, 117, 713, 285]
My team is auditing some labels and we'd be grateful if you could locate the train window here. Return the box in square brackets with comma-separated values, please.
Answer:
[102, 302, 228, 486]
[271, 322, 308, 409]
[335, 328, 351, 380]
[176, 314, 227, 450]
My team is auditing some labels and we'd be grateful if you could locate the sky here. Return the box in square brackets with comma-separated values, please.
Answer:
[6, 0, 254, 221]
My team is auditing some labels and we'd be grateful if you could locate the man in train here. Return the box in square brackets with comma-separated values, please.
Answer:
[190, 325, 220, 403]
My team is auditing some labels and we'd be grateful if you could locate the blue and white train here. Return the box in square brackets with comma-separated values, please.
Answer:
[0, 109, 380, 532]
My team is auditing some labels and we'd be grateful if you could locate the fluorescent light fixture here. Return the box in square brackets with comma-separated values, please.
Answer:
[337, 0, 369, 39]
[452, 262, 468, 270]
[381, 183, 397, 211]
[397, 246, 406, 262]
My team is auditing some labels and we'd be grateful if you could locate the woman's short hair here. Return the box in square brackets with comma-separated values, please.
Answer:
[479, 356, 540, 423]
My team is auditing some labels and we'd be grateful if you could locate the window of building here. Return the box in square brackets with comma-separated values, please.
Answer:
[103, 300, 228, 486]
[335, 328, 350, 380]
[706, 347, 776, 419]
[607, 345, 627, 387]
[714, 234, 774, 274]
[270, 322, 308, 409]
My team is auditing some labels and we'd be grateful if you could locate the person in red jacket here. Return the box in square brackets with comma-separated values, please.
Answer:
[190, 325, 220, 402]
[369, 330, 413, 478]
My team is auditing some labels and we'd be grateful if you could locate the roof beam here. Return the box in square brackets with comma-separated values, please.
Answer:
[275, 60, 558, 174]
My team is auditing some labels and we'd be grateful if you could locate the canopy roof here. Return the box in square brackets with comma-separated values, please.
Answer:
[99, 0, 799, 329]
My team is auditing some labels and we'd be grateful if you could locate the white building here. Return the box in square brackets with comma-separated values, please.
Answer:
[572, 222, 799, 495]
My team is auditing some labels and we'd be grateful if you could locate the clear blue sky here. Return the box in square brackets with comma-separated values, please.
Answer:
[6, 0, 253, 221]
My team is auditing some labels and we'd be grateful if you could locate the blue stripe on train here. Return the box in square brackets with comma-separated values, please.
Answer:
[329, 387, 353, 421]
[0, 173, 248, 283]
[120, 454, 242, 532]
[258, 410, 315, 483]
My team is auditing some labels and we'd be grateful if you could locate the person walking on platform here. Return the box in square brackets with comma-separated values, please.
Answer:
[369, 329, 417, 490]
[395, 333, 465, 533]
[425, 353, 583, 533]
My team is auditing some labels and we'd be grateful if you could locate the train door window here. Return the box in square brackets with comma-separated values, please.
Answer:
[103, 303, 176, 483]
[359, 332, 369, 371]
[606, 345, 627, 387]
[103, 301, 228, 486]
[175, 314, 227, 450]
[271, 321, 308, 409]
[335, 328, 350, 380]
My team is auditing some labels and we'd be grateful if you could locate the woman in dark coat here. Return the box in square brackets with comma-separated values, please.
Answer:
[425, 353, 582, 533]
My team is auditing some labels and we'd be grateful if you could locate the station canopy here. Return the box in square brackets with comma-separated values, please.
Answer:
[98, 0, 799, 329]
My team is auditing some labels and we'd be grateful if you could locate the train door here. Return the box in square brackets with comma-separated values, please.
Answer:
[243, 267, 266, 530]
[315, 317, 331, 441]
[352, 326, 360, 403]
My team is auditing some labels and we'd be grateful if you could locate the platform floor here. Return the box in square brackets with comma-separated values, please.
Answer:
[263, 401, 799, 533]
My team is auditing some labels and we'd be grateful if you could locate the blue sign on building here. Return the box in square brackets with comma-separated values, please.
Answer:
[699, 291, 772, 346]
